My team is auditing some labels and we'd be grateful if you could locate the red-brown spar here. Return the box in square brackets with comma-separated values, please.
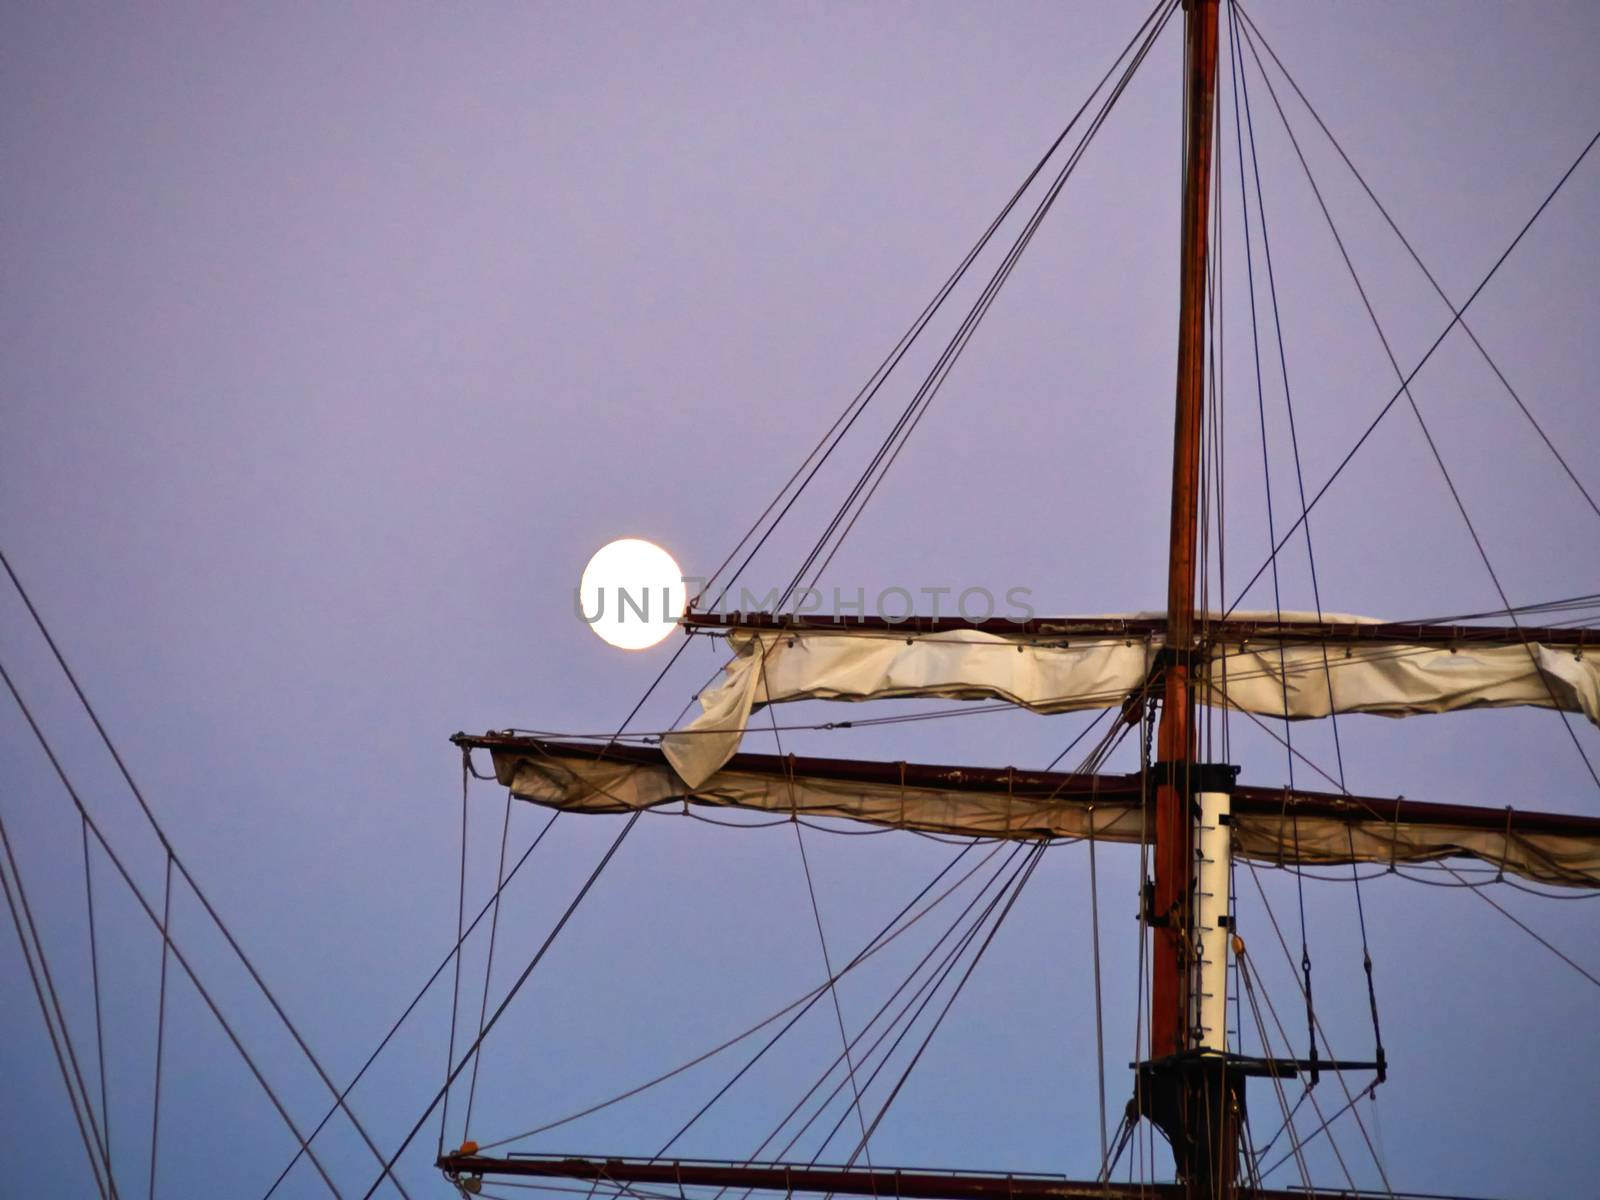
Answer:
[679, 610, 1598, 647]
[456, 733, 1600, 891]
[433, 1153, 1417, 1200]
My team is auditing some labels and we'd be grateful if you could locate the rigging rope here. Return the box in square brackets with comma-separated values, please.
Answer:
[659, 842, 1020, 1167]
[264, 807, 561, 1196]
[1346, 823, 1387, 1081]
[1248, 1086, 1308, 1182]
[361, 809, 647, 1198]
[749, 846, 1029, 1176]
[81, 813, 114, 1191]
[371, 602, 704, 1185]
[706, 841, 1031, 1194]
[1236, 954, 1318, 1190]
[1087, 813, 1109, 1176]
[0, 808, 111, 1199]
[1438, 861, 1600, 989]
[481, 838, 999, 1154]
[1241, 859, 1394, 1195]
[792, 818, 874, 1163]
[1218, 123, 1600, 623]
[0, 656, 346, 1196]
[1395, 592, 1600, 626]
[695, 0, 1178, 616]
[1134, 702, 1154, 1188]
[302, 603, 691, 1188]
[1225, 0, 1347, 790]
[1226, 6, 1397, 1078]
[1042, 708, 1116, 772]
[0, 548, 400, 1197]
[1224, 0, 1319, 1086]
[1258, 1084, 1374, 1184]
[463, 790, 518, 1139]
[147, 855, 172, 1200]
[838, 842, 1048, 1169]
[1234, 2, 1600, 530]
[0, 790, 117, 1196]
[1230, 7, 1600, 797]
[723, 717, 1124, 1177]
[785, 2, 1180, 607]
[757, 649, 875, 1165]
[439, 755, 471, 1154]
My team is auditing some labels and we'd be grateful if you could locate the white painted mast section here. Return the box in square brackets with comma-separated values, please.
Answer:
[1191, 789, 1232, 1053]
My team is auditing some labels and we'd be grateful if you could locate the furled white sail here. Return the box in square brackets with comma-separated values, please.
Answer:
[485, 736, 1600, 889]
[662, 619, 1600, 788]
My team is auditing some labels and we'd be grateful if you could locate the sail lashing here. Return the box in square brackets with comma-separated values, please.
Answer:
[462, 733, 1600, 889]
[660, 614, 1600, 787]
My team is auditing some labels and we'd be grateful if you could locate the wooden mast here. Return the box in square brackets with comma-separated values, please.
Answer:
[1153, 0, 1219, 1069]
[1146, 0, 1233, 1193]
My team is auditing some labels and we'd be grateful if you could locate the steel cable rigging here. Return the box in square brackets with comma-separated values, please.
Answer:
[1230, 4, 1600, 796]
[0, 547, 404, 1197]
[1223, 0, 1321, 1086]
[1234, 2, 1600, 530]
[474, 837, 1005, 1154]
[651, 841, 1027, 1165]
[0, 655, 346, 1197]
[0, 805, 114, 1198]
[781, 2, 1180, 610]
[1218, 122, 1600, 623]
[691, 0, 1179, 617]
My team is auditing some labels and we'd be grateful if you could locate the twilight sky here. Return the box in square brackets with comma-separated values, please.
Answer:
[2, 2, 1598, 1197]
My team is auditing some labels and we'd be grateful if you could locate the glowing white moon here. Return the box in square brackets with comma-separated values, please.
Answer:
[577, 538, 685, 649]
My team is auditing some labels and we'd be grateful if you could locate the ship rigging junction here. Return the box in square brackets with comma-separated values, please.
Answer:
[3, 1, 1598, 1198]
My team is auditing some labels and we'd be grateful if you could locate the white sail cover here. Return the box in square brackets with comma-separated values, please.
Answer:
[663, 618, 1600, 788]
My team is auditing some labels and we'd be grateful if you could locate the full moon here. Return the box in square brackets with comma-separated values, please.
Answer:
[577, 538, 685, 649]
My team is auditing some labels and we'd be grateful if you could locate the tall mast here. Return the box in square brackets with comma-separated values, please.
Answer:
[1154, 0, 1219, 1068]
[1145, 0, 1237, 1194]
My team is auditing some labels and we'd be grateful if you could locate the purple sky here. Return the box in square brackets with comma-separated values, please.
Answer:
[3, 2, 1598, 1197]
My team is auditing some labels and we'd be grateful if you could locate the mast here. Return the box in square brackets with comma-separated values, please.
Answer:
[1145, 0, 1237, 1194]
[1154, 0, 1218, 1072]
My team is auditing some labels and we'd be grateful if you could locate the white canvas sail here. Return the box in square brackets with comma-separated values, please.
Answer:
[662, 618, 1600, 788]
[483, 736, 1600, 889]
